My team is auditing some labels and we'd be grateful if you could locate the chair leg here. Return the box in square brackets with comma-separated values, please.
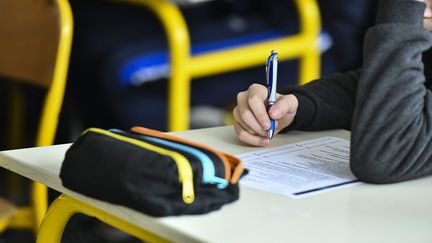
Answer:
[37, 195, 169, 243]
[122, 0, 192, 132]
[32, 182, 48, 232]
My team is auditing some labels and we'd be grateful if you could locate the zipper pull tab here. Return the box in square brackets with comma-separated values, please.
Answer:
[182, 178, 195, 204]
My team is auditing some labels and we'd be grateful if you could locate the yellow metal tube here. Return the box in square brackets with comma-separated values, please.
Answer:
[32, 0, 74, 231]
[3, 0, 74, 233]
[0, 219, 9, 232]
[189, 0, 321, 82]
[31, 182, 48, 231]
[115, 0, 320, 131]
[36, 0, 73, 147]
[122, 0, 191, 132]
[36, 195, 169, 243]
[295, 0, 321, 85]
[189, 0, 320, 82]
[296, 0, 321, 37]
[189, 35, 309, 78]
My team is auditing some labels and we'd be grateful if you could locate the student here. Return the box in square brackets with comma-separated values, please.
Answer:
[233, 0, 432, 184]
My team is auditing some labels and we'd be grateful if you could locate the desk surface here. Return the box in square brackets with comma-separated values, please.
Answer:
[1, 127, 431, 243]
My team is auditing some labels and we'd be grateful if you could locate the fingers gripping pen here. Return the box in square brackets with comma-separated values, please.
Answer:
[266, 50, 278, 139]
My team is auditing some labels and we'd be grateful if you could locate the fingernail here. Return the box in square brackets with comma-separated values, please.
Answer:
[263, 122, 269, 129]
[261, 138, 270, 146]
[426, 8, 432, 18]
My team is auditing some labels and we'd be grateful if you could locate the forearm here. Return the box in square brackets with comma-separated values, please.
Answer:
[350, 0, 432, 183]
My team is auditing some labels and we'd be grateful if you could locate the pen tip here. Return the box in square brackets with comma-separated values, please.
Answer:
[267, 130, 274, 140]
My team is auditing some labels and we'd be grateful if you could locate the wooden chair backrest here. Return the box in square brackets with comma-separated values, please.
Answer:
[0, 0, 59, 87]
[0, 197, 15, 220]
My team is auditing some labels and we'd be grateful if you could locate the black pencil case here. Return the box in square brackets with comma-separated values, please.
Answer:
[60, 127, 246, 217]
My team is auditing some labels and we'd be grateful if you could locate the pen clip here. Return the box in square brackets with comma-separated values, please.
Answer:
[266, 50, 277, 104]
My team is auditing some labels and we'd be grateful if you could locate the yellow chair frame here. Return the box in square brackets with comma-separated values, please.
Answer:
[123, 0, 321, 131]
[37, 195, 168, 243]
[0, 0, 73, 233]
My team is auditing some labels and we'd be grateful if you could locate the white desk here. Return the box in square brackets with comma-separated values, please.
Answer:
[1, 126, 431, 242]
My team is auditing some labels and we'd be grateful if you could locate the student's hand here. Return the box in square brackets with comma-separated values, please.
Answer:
[233, 84, 298, 146]
[415, 0, 432, 30]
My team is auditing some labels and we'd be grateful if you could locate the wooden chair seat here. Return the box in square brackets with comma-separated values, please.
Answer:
[0, 197, 16, 232]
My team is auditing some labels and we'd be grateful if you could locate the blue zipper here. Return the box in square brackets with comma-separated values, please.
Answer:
[143, 136, 228, 189]
[109, 129, 228, 189]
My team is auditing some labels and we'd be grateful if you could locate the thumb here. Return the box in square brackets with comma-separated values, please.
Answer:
[268, 94, 298, 119]
[268, 94, 298, 131]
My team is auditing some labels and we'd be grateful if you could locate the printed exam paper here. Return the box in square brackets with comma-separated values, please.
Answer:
[238, 137, 360, 198]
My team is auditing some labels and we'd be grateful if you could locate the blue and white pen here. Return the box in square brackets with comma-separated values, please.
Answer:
[266, 50, 278, 139]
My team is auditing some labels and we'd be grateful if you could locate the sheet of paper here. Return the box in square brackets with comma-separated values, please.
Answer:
[238, 136, 360, 198]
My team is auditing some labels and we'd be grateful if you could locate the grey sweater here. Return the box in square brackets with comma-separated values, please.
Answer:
[282, 0, 432, 183]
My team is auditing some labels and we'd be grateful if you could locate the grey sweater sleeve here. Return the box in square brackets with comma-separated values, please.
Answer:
[279, 70, 359, 131]
[350, 0, 432, 183]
